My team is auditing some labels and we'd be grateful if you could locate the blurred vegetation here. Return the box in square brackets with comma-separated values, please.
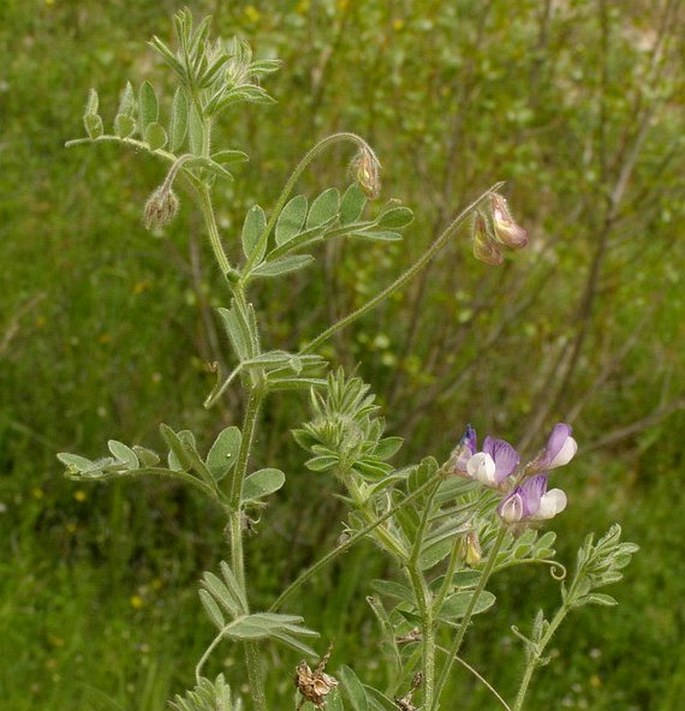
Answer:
[1, 0, 683, 709]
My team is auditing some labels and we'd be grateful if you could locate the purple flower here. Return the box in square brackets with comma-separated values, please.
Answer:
[467, 435, 520, 486]
[529, 423, 578, 473]
[497, 474, 567, 524]
[448, 426, 519, 486]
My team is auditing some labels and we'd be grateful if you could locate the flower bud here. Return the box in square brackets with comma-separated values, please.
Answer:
[463, 531, 482, 566]
[472, 212, 503, 265]
[352, 145, 382, 199]
[143, 187, 179, 230]
[489, 194, 528, 249]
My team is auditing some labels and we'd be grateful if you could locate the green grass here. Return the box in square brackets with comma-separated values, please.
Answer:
[1, 1, 684, 709]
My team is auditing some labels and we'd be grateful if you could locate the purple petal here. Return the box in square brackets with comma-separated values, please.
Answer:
[520, 474, 549, 518]
[449, 425, 478, 474]
[546, 424, 572, 462]
[463, 425, 477, 455]
[483, 436, 520, 482]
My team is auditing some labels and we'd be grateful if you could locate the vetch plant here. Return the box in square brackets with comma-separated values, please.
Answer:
[60, 10, 637, 710]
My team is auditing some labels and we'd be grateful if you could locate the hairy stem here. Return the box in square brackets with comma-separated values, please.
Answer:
[301, 182, 504, 355]
[435, 526, 507, 708]
[242, 132, 376, 276]
[512, 606, 567, 711]
[197, 183, 232, 276]
[245, 641, 268, 711]
[269, 474, 443, 612]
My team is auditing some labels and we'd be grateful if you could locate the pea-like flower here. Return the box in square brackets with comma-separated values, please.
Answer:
[489, 194, 528, 249]
[497, 474, 567, 524]
[528, 423, 578, 473]
[449, 426, 519, 487]
[472, 212, 504, 265]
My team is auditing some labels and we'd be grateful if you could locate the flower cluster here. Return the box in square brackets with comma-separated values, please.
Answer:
[448, 422, 577, 525]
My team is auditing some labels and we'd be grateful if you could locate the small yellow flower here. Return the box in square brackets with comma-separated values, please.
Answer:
[392, 18, 404, 31]
[73, 490, 87, 502]
[32, 487, 44, 500]
[130, 595, 144, 609]
[244, 5, 261, 23]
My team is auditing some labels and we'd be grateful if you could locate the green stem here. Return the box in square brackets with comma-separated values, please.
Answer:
[404, 480, 440, 709]
[269, 474, 442, 612]
[300, 182, 504, 355]
[245, 641, 268, 711]
[228, 388, 264, 589]
[197, 183, 232, 276]
[407, 566, 436, 709]
[195, 631, 224, 684]
[242, 132, 376, 276]
[435, 645, 512, 710]
[95, 466, 225, 507]
[65, 135, 178, 163]
[345, 472, 408, 562]
[434, 536, 463, 614]
[513, 558, 587, 711]
[512, 606, 567, 711]
[435, 526, 508, 708]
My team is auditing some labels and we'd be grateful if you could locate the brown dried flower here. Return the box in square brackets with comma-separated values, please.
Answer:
[394, 672, 423, 711]
[351, 145, 382, 199]
[489, 193, 528, 249]
[472, 211, 503, 265]
[294, 646, 338, 709]
[395, 627, 422, 645]
[143, 186, 179, 230]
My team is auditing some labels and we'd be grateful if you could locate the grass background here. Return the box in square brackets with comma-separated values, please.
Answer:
[1, 1, 684, 709]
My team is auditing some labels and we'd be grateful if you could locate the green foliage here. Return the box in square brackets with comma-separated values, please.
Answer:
[293, 369, 403, 481]
[169, 675, 240, 711]
[1, 1, 682, 709]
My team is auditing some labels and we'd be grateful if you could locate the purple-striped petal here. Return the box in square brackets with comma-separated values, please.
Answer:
[498, 474, 568, 524]
[483, 436, 520, 482]
[520, 474, 548, 518]
[546, 424, 577, 468]
[528, 423, 578, 472]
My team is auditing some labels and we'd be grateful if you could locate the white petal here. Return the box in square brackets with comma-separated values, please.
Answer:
[536, 489, 568, 519]
[499, 494, 524, 523]
[550, 437, 578, 468]
[467, 452, 496, 484]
